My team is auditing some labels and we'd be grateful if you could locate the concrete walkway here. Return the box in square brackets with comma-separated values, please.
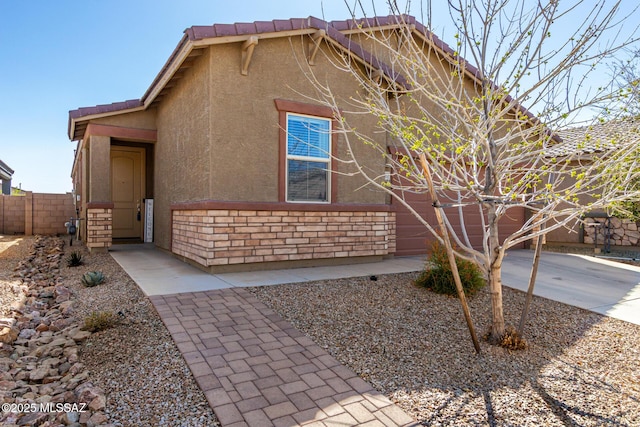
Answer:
[500, 250, 640, 326]
[110, 244, 425, 296]
[111, 244, 640, 326]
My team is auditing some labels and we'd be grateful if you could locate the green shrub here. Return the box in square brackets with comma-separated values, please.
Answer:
[414, 240, 486, 297]
[81, 271, 105, 287]
[66, 251, 84, 267]
[83, 311, 117, 332]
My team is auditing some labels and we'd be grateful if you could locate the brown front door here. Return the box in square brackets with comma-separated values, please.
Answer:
[111, 147, 144, 239]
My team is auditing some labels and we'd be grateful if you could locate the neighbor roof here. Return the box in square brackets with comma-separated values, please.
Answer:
[551, 118, 640, 157]
[0, 159, 14, 181]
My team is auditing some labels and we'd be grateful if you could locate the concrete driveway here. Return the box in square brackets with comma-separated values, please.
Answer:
[501, 250, 640, 326]
[110, 244, 640, 326]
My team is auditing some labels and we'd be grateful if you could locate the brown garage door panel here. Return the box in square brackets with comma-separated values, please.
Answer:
[394, 192, 525, 256]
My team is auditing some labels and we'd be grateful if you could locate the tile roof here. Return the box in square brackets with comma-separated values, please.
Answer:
[552, 118, 640, 157]
[68, 15, 412, 140]
[66, 14, 542, 142]
[182, 16, 407, 88]
[68, 99, 143, 120]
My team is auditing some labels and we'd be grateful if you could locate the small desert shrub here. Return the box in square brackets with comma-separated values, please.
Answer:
[415, 240, 486, 297]
[66, 251, 83, 267]
[81, 271, 105, 287]
[83, 311, 117, 332]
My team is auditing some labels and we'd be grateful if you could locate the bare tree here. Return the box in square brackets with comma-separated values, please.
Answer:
[612, 46, 640, 116]
[302, 0, 640, 346]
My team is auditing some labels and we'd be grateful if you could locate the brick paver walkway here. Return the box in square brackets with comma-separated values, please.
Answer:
[150, 288, 417, 427]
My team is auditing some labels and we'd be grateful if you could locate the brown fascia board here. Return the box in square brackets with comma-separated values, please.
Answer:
[141, 16, 407, 103]
[67, 16, 407, 140]
[409, 16, 560, 142]
[313, 17, 408, 89]
[66, 16, 416, 141]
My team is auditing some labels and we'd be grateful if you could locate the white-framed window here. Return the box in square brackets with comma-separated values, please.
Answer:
[286, 113, 331, 203]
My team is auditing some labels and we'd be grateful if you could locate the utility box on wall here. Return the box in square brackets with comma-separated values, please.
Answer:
[144, 199, 153, 243]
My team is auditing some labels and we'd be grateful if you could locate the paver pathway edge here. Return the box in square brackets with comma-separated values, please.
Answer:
[150, 287, 418, 427]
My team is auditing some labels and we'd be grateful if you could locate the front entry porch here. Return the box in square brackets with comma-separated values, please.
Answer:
[74, 123, 156, 252]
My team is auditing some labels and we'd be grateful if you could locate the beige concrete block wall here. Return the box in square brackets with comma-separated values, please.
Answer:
[32, 193, 76, 235]
[86, 208, 112, 250]
[172, 208, 396, 268]
[0, 195, 25, 234]
[1, 193, 74, 235]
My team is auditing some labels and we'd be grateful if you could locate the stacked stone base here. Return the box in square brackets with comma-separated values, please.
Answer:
[86, 207, 112, 252]
[583, 217, 640, 246]
[172, 206, 396, 269]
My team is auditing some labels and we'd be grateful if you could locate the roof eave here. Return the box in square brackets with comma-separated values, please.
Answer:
[68, 105, 146, 141]
[141, 27, 320, 108]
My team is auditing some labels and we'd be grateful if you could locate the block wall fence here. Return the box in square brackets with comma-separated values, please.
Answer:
[0, 192, 76, 236]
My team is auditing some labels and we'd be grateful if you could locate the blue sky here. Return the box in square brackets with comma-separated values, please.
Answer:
[0, 0, 392, 193]
[0, 1, 637, 193]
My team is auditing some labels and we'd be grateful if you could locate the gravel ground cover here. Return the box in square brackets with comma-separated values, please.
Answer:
[60, 243, 220, 427]
[250, 273, 640, 426]
[1, 236, 219, 427]
[0, 236, 31, 317]
[5, 235, 640, 426]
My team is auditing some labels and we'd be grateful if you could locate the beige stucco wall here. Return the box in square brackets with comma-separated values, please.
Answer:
[93, 109, 157, 130]
[152, 36, 388, 250]
[154, 48, 212, 248]
[88, 135, 111, 202]
[207, 37, 386, 204]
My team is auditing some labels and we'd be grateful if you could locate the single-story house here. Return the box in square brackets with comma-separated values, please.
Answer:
[0, 160, 14, 195]
[67, 15, 526, 272]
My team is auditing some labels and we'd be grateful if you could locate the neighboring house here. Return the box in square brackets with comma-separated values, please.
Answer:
[67, 15, 526, 272]
[545, 118, 640, 246]
[0, 160, 13, 195]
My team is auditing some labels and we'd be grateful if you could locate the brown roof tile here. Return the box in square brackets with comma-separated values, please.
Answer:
[212, 23, 237, 37]
[68, 99, 142, 120]
[187, 26, 215, 40]
[254, 21, 277, 33]
[235, 22, 258, 35]
[552, 119, 640, 156]
[272, 19, 293, 32]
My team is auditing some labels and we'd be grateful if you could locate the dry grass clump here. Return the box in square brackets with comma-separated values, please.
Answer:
[496, 326, 528, 350]
[83, 311, 117, 332]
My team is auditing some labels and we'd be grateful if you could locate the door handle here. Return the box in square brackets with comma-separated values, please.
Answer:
[137, 200, 141, 221]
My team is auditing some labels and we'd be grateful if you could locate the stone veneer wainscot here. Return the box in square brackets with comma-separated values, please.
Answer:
[86, 205, 113, 251]
[171, 203, 396, 268]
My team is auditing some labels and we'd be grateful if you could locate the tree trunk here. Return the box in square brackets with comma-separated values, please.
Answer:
[489, 259, 505, 340]
[487, 203, 505, 341]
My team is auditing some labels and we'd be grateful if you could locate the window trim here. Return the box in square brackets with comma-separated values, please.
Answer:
[275, 99, 338, 203]
[285, 112, 331, 203]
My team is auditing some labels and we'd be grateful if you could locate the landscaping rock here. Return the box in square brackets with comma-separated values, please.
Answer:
[0, 237, 112, 427]
[0, 326, 18, 344]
